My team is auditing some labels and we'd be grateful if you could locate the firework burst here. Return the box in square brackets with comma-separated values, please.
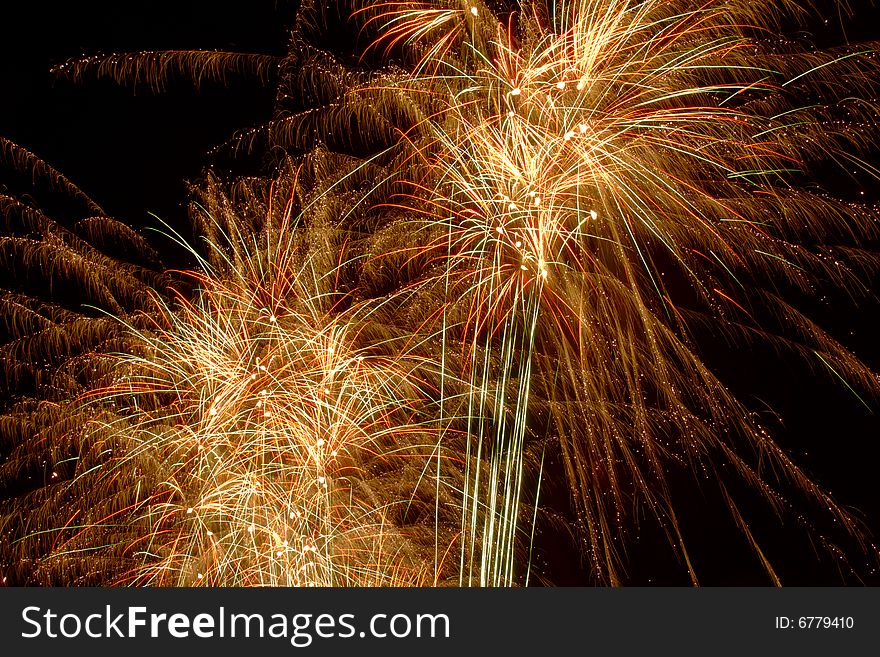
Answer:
[1, 0, 879, 585]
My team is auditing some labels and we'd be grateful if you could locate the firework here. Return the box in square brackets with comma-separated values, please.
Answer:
[1, 0, 879, 585]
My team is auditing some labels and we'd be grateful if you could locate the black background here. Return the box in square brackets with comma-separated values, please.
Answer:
[1, 0, 879, 585]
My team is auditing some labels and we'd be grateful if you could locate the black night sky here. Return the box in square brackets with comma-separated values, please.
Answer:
[1, 0, 879, 585]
